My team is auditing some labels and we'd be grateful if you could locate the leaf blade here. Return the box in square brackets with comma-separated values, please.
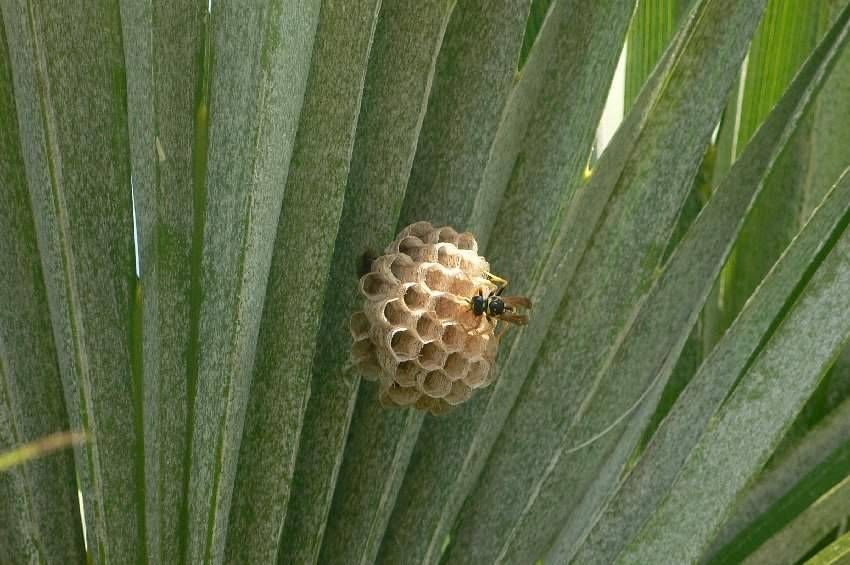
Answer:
[559, 8, 850, 561]
[0, 12, 85, 561]
[179, 3, 321, 563]
[2, 1, 146, 560]
[383, 2, 640, 561]
[711, 397, 850, 558]
[575, 166, 850, 564]
[710, 438, 850, 564]
[443, 0, 770, 561]
[616, 182, 850, 565]
[285, 3, 459, 563]
[220, 2, 382, 563]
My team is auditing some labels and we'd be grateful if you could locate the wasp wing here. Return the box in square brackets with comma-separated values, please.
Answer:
[502, 296, 532, 310]
[498, 312, 529, 326]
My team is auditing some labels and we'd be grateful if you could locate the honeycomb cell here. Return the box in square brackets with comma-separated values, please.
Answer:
[397, 235, 424, 256]
[444, 352, 468, 381]
[390, 329, 421, 360]
[456, 232, 477, 251]
[352, 340, 381, 381]
[456, 308, 483, 332]
[415, 395, 442, 414]
[434, 295, 462, 320]
[484, 334, 499, 358]
[428, 399, 453, 415]
[389, 254, 417, 283]
[466, 335, 484, 357]
[403, 285, 431, 311]
[405, 221, 433, 240]
[396, 360, 423, 387]
[416, 313, 442, 342]
[387, 383, 421, 406]
[420, 370, 452, 398]
[441, 324, 466, 351]
[419, 342, 447, 370]
[351, 338, 373, 362]
[383, 300, 408, 326]
[361, 272, 392, 300]
[435, 226, 459, 245]
[350, 311, 370, 340]
[451, 276, 475, 297]
[437, 245, 462, 268]
[445, 381, 472, 405]
[355, 357, 382, 381]
[459, 254, 481, 275]
[424, 265, 451, 293]
[465, 360, 490, 388]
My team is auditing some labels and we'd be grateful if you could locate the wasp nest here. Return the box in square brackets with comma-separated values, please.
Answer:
[350, 221, 500, 415]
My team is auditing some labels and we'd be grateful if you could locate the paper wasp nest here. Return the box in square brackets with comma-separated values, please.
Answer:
[350, 221, 499, 415]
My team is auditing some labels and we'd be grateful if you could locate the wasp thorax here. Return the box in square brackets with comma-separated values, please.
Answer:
[350, 221, 499, 415]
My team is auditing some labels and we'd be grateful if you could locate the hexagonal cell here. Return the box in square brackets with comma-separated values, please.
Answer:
[416, 313, 442, 342]
[435, 226, 459, 245]
[350, 311, 370, 340]
[456, 308, 482, 332]
[419, 370, 452, 398]
[396, 360, 424, 387]
[444, 381, 472, 405]
[360, 272, 393, 300]
[379, 387, 397, 408]
[459, 254, 482, 275]
[465, 334, 484, 357]
[483, 334, 499, 359]
[405, 221, 434, 240]
[413, 394, 453, 415]
[483, 362, 497, 386]
[390, 329, 422, 360]
[389, 254, 417, 283]
[351, 338, 373, 362]
[434, 295, 463, 320]
[418, 341, 447, 370]
[376, 346, 400, 377]
[387, 383, 421, 406]
[465, 360, 491, 388]
[451, 277, 475, 298]
[442, 324, 467, 351]
[443, 352, 468, 381]
[355, 358, 382, 381]
[383, 300, 408, 326]
[403, 284, 431, 311]
[415, 395, 437, 413]
[424, 265, 452, 293]
[456, 232, 477, 251]
[398, 235, 424, 256]
[352, 340, 381, 381]
[437, 245, 461, 269]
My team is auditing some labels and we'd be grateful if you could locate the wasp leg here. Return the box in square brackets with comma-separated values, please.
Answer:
[484, 271, 509, 289]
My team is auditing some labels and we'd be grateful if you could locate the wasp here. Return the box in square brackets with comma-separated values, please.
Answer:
[469, 272, 532, 336]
